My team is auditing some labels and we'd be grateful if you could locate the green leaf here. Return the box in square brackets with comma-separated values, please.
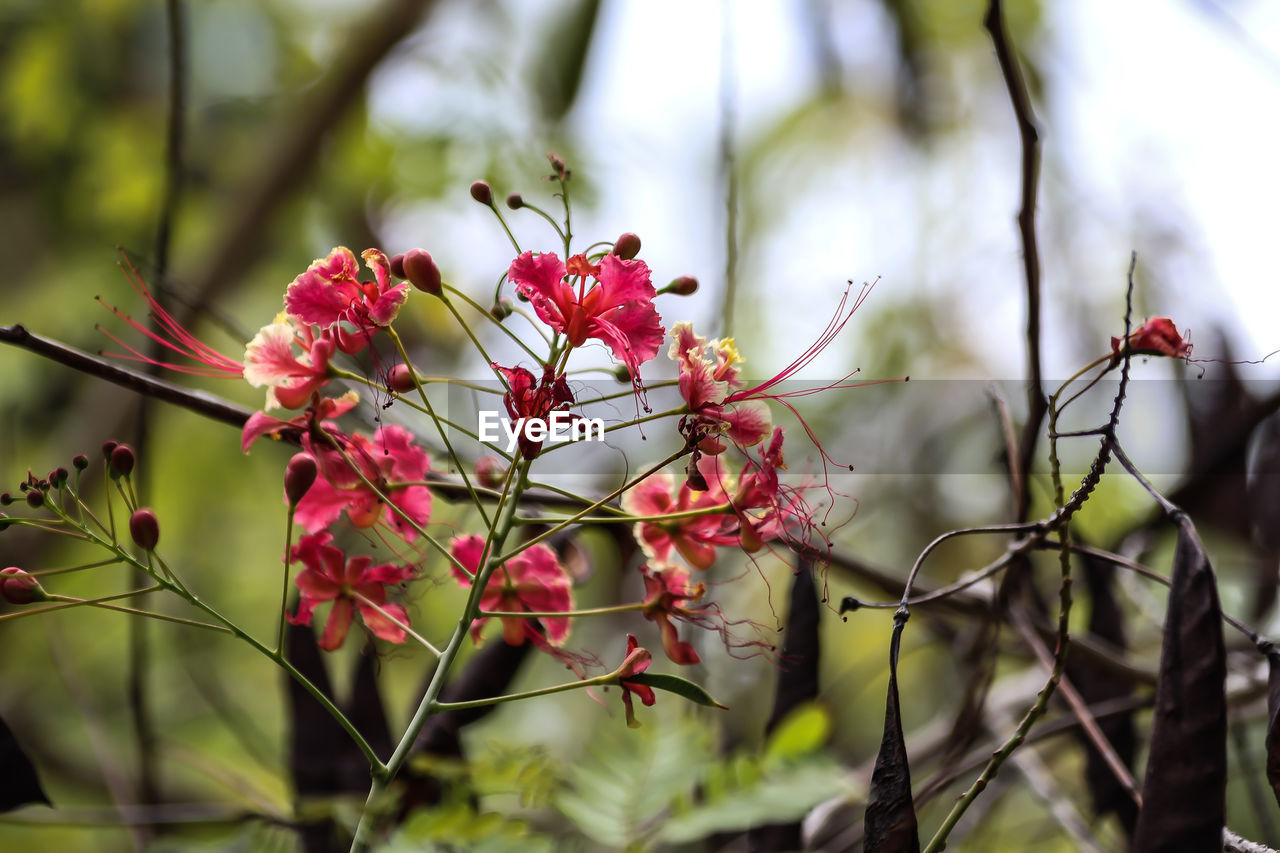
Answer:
[555, 716, 714, 847]
[659, 756, 857, 843]
[762, 702, 831, 767]
[627, 672, 728, 710]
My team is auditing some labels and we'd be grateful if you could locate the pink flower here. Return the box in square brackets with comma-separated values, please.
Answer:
[1110, 316, 1192, 360]
[617, 634, 656, 728]
[492, 363, 576, 459]
[623, 455, 738, 571]
[668, 322, 772, 454]
[243, 314, 337, 409]
[449, 534, 574, 647]
[240, 391, 360, 453]
[296, 425, 432, 541]
[640, 565, 706, 665]
[285, 247, 408, 351]
[287, 531, 413, 651]
[507, 251, 664, 386]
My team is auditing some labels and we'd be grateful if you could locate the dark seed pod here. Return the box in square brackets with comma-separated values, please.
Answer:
[129, 508, 160, 551]
[613, 232, 641, 260]
[284, 454, 319, 507]
[0, 568, 47, 605]
[401, 249, 442, 295]
[109, 444, 136, 478]
[470, 180, 493, 206]
[387, 364, 416, 393]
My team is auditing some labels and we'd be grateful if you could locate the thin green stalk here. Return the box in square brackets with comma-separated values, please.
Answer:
[350, 457, 533, 851]
[494, 447, 691, 564]
[481, 602, 644, 619]
[387, 326, 491, 528]
[432, 671, 618, 713]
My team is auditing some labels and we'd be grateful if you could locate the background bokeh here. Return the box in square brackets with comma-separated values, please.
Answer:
[3, 0, 1280, 850]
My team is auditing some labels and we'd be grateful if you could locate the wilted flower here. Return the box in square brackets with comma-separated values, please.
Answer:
[616, 633, 656, 728]
[1110, 316, 1191, 360]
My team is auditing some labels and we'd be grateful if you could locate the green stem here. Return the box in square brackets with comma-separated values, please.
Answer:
[350, 457, 533, 851]
[387, 326, 492, 528]
[432, 671, 618, 713]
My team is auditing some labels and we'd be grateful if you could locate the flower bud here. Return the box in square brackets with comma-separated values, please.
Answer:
[613, 364, 631, 383]
[401, 248, 442, 295]
[0, 514, 9, 531]
[1, 568, 47, 605]
[475, 456, 506, 490]
[284, 453, 319, 506]
[25, 491, 43, 509]
[490, 299, 514, 321]
[73, 454, 89, 471]
[49, 468, 68, 489]
[129, 508, 160, 551]
[102, 440, 119, 459]
[613, 232, 641, 260]
[0, 493, 10, 506]
[660, 275, 699, 297]
[387, 363, 416, 393]
[109, 444, 136, 478]
[470, 180, 494, 205]
[389, 253, 406, 279]
[506, 193, 524, 210]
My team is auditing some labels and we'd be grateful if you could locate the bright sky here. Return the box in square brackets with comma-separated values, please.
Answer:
[372, 0, 1280, 381]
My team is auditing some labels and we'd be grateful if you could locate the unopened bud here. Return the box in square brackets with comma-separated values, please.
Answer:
[49, 468, 68, 489]
[0, 494, 10, 506]
[129, 508, 160, 551]
[285, 453, 319, 506]
[490, 299, 514, 321]
[25, 491, 43, 509]
[102, 440, 119, 459]
[470, 180, 494, 206]
[73, 454, 89, 471]
[401, 248, 442, 295]
[613, 232, 641, 260]
[506, 193, 524, 210]
[660, 275, 699, 297]
[389, 253, 407, 279]
[1, 568, 47, 605]
[475, 456, 506, 490]
[613, 364, 631, 383]
[109, 444, 136, 478]
[388, 363, 416, 393]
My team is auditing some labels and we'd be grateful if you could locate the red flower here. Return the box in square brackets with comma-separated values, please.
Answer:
[285, 247, 408, 352]
[640, 565, 706, 665]
[287, 531, 413, 651]
[243, 314, 337, 409]
[449, 534, 574, 647]
[617, 633, 656, 728]
[240, 391, 359, 453]
[492, 363, 576, 459]
[668, 322, 771, 454]
[623, 455, 738, 571]
[296, 425, 432, 542]
[508, 251, 664, 387]
[1110, 316, 1192, 360]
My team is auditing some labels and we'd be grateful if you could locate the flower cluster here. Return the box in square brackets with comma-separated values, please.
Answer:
[82, 164, 887, 725]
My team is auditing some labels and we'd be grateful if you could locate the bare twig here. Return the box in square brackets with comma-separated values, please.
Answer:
[984, 0, 1044, 522]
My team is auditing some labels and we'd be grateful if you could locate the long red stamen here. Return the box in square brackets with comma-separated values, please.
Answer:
[97, 254, 243, 377]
